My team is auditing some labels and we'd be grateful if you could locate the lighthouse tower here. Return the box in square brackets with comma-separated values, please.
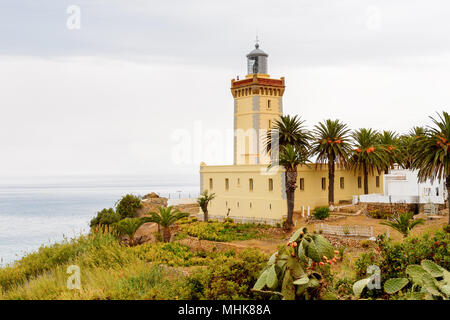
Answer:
[231, 42, 285, 165]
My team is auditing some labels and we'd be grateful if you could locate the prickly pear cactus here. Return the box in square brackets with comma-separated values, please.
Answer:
[379, 259, 450, 299]
[384, 278, 409, 294]
[252, 226, 338, 300]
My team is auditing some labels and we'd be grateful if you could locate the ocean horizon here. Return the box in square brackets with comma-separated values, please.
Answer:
[0, 174, 199, 266]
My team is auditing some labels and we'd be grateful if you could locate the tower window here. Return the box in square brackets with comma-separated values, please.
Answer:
[340, 177, 345, 189]
[249, 178, 254, 191]
[376, 176, 380, 188]
[225, 178, 229, 191]
[268, 178, 273, 191]
[358, 176, 362, 189]
[268, 120, 271, 128]
[237, 178, 240, 186]
[209, 178, 213, 190]
[267, 100, 271, 108]
[250, 202, 252, 209]
[299, 178, 305, 191]
[321, 178, 326, 190]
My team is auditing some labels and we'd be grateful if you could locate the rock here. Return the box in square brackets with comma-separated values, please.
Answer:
[134, 222, 159, 244]
[136, 196, 168, 217]
[143, 192, 160, 199]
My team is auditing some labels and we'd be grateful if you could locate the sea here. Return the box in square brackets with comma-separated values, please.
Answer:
[0, 174, 199, 267]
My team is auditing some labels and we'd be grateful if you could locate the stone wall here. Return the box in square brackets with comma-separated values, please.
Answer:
[173, 203, 200, 215]
[365, 202, 419, 215]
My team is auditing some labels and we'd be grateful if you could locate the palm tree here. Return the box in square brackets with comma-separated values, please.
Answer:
[310, 119, 352, 205]
[409, 126, 427, 138]
[197, 190, 216, 222]
[279, 144, 310, 230]
[349, 128, 388, 194]
[378, 130, 400, 174]
[265, 115, 312, 154]
[145, 206, 189, 242]
[113, 218, 145, 246]
[265, 115, 312, 230]
[397, 134, 415, 169]
[397, 126, 427, 169]
[380, 212, 425, 238]
[411, 111, 450, 224]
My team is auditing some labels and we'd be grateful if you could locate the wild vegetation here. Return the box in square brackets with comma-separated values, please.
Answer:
[0, 111, 449, 300]
[266, 111, 450, 230]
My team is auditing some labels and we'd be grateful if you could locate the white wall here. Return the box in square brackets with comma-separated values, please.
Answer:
[380, 169, 446, 204]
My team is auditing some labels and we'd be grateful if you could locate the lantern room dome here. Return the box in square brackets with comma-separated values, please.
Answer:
[246, 43, 269, 58]
[246, 43, 268, 75]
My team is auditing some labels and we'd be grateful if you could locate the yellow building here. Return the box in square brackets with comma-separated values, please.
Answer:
[199, 43, 383, 224]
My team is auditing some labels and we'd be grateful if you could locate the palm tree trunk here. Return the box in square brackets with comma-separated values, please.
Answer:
[446, 176, 450, 225]
[162, 227, 171, 242]
[203, 208, 208, 222]
[285, 168, 298, 230]
[328, 154, 335, 205]
[363, 162, 369, 194]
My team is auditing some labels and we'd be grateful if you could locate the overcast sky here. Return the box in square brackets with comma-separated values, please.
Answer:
[1, 0, 450, 178]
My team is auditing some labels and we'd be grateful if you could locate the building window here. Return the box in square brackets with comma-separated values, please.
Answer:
[299, 178, 305, 191]
[269, 203, 272, 210]
[237, 202, 239, 208]
[268, 120, 271, 128]
[340, 177, 344, 189]
[250, 202, 252, 209]
[268, 178, 273, 191]
[268, 100, 271, 108]
[321, 178, 326, 190]
[376, 176, 380, 188]
[225, 178, 229, 191]
[209, 178, 213, 190]
[249, 178, 254, 191]
[358, 176, 362, 189]
[237, 178, 240, 186]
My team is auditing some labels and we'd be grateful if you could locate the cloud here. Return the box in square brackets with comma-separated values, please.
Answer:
[0, 0, 449, 176]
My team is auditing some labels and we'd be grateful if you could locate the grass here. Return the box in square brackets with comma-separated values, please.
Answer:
[0, 230, 267, 300]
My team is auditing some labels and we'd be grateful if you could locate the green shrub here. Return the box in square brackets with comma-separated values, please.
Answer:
[134, 242, 217, 267]
[313, 206, 330, 220]
[182, 249, 267, 299]
[360, 239, 373, 248]
[115, 194, 142, 219]
[376, 230, 449, 279]
[90, 208, 121, 228]
[180, 221, 268, 242]
[443, 224, 450, 233]
[367, 209, 391, 219]
[354, 250, 382, 278]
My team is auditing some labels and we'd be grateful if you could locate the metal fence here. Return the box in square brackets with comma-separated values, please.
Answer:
[152, 192, 200, 199]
